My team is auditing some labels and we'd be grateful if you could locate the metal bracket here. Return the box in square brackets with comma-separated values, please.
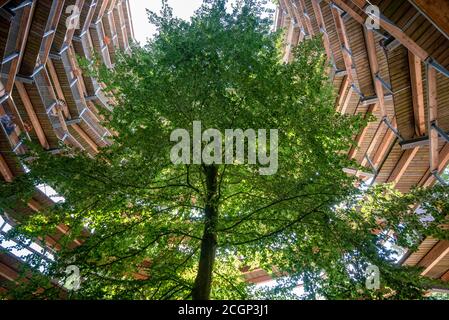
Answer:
[383, 117, 404, 142]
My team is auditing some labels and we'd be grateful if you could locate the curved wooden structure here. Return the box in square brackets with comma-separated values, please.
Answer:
[0, 0, 134, 289]
[276, 0, 449, 284]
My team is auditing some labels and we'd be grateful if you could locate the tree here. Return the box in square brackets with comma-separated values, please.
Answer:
[1, 0, 448, 300]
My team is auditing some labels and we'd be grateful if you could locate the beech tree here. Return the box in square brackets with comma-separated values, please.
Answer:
[1, 0, 448, 300]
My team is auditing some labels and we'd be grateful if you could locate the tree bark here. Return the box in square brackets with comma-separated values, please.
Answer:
[191, 165, 218, 300]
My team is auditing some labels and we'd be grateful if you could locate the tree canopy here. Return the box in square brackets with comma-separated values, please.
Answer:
[1, 0, 448, 300]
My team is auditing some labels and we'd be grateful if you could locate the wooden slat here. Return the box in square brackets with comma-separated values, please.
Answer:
[336, 75, 349, 111]
[427, 65, 438, 172]
[0, 262, 18, 282]
[361, 121, 385, 167]
[3, 1, 35, 93]
[340, 85, 353, 114]
[297, 0, 314, 36]
[372, 118, 397, 167]
[46, 59, 71, 119]
[409, 51, 426, 136]
[329, 0, 429, 61]
[387, 147, 420, 184]
[348, 103, 376, 159]
[411, 0, 449, 38]
[364, 28, 386, 117]
[39, 0, 65, 67]
[283, 0, 303, 32]
[419, 241, 449, 276]
[419, 143, 449, 187]
[15, 82, 50, 150]
[331, 5, 355, 84]
[441, 269, 449, 281]
[311, 0, 333, 63]
[72, 123, 98, 153]
[0, 153, 13, 182]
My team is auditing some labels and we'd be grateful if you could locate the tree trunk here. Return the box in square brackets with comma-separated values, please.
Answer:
[191, 165, 218, 300]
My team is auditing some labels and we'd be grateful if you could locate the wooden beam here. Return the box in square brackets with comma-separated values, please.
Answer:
[419, 240, 449, 276]
[371, 117, 397, 167]
[348, 103, 376, 159]
[330, 0, 429, 61]
[311, 0, 333, 63]
[387, 147, 420, 184]
[3, 1, 35, 93]
[410, 0, 449, 39]
[0, 153, 13, 182]
[335, 75, 350, 111]
[27, 198, 42, 212]
[15, 82, 50, 150]
[409, 51, 426, 136]
[364, 28, 386, 117]
[283, 20, 295, 63]
[340, 85, 353, 114]
[284, 0, 304, 32]
[343, 167, 375, 179]
[361, 121, 386, 167]
[296, 0, 314, 36]
[419, 143, 449, 187]
[327, 0, 364, 24]
[46, 59, 71, 119]
[331, 5, 355, 84]
[0, 262, 18, 282]
[427, 65, 439, 172]
[72, 124, 99, 153]
[39, 0, 65, 66]
[93, 0, 110, 22]
[441, 269, 449, 282]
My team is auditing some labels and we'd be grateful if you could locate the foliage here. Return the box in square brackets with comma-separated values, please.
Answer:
[0, 0, 448, 300]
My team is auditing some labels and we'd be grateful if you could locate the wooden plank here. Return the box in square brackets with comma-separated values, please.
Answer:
[336, 75, 349, 111]
[371, 117, 397, 167]
[348, 103, 376, 159]
[93, 0, 109, 23]
[0, 153, 13, 182]
[419, 143, 449, 187]
[408, 51, 426, 136]
[361, 121, 386, 167]
[39, 0, 65, 67]
[311, 0, 333, 63]
[331, 5, 355, 84]
[441, 269, 449, 281]
[329, 0, 429, 61]
[27, 199, 42, 212]
[46, 59, 71, 119]
[283, 0, 304, 32]
[327, 0, 365, 24]
[427, 65, 438, 172]
[15, 82, 50, 150]
[419, 240, 449, 276]
[0, 262, 18, 282]
[297, 0, 314, 36]
[411, 0, 449, 39]
[340, 85, 353, 114]
[4, 1, 35, 93]
[387, 147, 420, 184]
[72, 123, 99, 153]
[364, 28, 386, 117]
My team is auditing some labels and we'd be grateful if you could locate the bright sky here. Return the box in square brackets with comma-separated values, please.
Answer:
[129, 0, 205, 44]
[128, 0, 275, 44]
